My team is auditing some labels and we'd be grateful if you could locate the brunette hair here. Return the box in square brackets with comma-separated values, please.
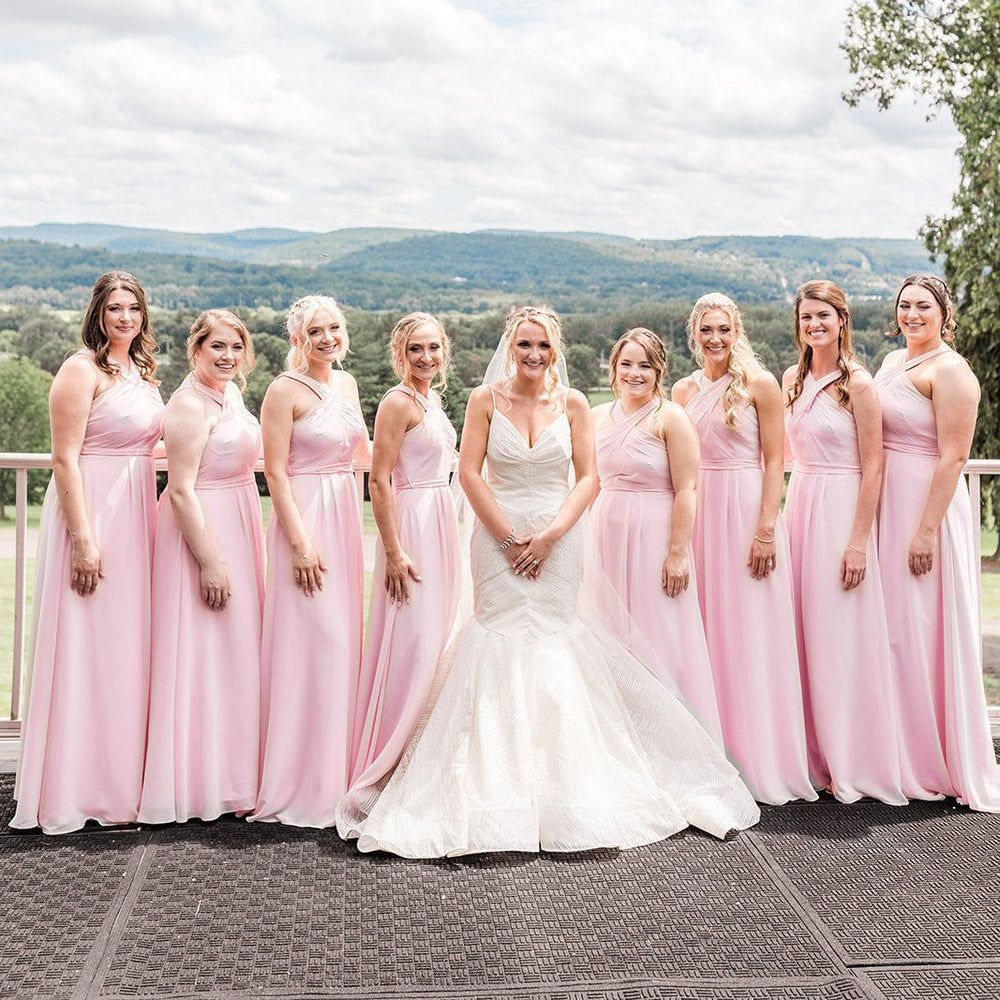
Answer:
[787, 280, 856, 410]
[891, 274, 956, 343]
[390, 312, 451, 393]
[186, 309, 256, 390]
[686, 292, 763, 428]
[80, 271, 158, 382]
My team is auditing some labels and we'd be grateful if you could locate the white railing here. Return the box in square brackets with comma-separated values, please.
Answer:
[1, 455, 999, 736]
[0, 453, 369, 735]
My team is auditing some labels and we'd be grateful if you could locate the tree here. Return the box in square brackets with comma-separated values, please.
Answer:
[843, 0, 1000, 552]
[563, 343, 600, 392]
[251, 332, 289, 375]
[0, 358, 53, 518]
[16, 313, 78, 375]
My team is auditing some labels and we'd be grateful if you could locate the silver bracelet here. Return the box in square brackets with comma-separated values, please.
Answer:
[499, 530, 516, 552]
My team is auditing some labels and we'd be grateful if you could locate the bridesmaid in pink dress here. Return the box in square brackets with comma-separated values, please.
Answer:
[12, 272, 163, 834]
[139, 310, 265, 824]
[673, 294, 815, 804]
[337, 313, 461, 837]
[589, 328, 724, 744]
[782, 280, 905, 804]
[876, 275, 1000, 810]
[250, 296, 369, 827]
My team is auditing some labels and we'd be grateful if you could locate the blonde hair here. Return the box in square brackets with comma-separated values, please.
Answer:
[501, 304, 564, 395]
[687, 292, 763, 429]
[891, 274, 956, 343]
[788, 280, 856, 410]
[81, 271, 158, 383]
[390, 312, 451, 394]
[608, 327, 667, 399]
[285, 295, 349, 372]
[186, 309, 255, 390]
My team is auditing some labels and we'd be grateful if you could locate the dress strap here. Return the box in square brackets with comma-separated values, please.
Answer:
[183, 372, 227, 408]
[611, 397, 659, 429]
[278, 371, 329, 400]
[685, 372, 731, 428]
[786, 370, 842, 434]
[387, 384, 431, 411]
[903, 344, 952, 371]
[598, 398, 659, 454]
[799, 370, 841, 408]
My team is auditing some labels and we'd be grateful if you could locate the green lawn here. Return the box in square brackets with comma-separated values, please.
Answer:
[0, 505, 43, 530]
[0, 556, 33, 713]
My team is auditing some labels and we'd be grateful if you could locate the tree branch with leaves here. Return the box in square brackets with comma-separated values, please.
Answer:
[843, 0, 1000, 552]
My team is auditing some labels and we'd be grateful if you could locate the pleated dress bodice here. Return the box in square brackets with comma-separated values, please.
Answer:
[685, 372, 761, 469]
[596, 400, 674, 494]
[186, 376, 261, 489]
[785, 374, 861, 473]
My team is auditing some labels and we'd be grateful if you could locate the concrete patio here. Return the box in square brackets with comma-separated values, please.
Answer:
[1, 746, 999, 1000]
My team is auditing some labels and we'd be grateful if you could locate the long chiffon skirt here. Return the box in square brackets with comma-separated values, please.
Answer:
[250, 472, 364, 827]
[693, 467, 815, 805]
[589, 488, 723, 744]
[879, 450, 1000, 810]
[12, 456, 157, 834]
[338, 484, 460, 832]
[139, 483, 265, 824]
[785, 470, 905, 804]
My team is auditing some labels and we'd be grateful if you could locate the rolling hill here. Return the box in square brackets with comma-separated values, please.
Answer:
[0, 224, 937, 312]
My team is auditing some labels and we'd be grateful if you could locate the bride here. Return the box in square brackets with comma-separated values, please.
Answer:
[336, 305, 759, 857]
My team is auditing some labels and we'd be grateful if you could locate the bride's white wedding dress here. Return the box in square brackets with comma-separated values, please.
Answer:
[337, 408, 760, 857]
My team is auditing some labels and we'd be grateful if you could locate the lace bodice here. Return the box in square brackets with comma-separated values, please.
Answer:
[471, 406, 579, 638]
[486, 409, 572, 523]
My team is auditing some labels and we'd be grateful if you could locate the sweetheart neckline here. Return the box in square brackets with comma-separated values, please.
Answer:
[491, 408, 567, 450]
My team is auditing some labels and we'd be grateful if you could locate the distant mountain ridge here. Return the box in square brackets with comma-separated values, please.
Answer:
[0, 223, 938, 311]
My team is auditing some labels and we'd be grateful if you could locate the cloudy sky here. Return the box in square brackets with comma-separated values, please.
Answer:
[1, 0, 958, 240]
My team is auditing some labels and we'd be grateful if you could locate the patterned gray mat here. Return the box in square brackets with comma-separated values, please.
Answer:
[866, 967, 1000, 999]
[2, 770, 1000, 999]
[753, 798, 1000, 965]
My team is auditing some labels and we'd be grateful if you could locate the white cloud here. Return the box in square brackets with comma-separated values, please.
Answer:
[0, 0, 960, 239]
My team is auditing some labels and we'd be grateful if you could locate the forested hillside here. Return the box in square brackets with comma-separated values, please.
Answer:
[0, 226, 936, 313]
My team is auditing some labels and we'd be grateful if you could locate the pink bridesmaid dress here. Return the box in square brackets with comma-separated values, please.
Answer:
[589, 398, 724, 745]
[12, 363, 163, 834]
[138, 375, 265, 824]
[876, 348, 1000, 810]
[337, 386, 460, 836]
[250, 372, 367, 827]
[685, 372, 815, 804]
[784, 371, 905, 804]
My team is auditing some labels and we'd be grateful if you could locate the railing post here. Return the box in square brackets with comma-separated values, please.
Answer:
[355, 469, 366, 530]
[970, 471, 982, 571]
[10, 467, 28, 722]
